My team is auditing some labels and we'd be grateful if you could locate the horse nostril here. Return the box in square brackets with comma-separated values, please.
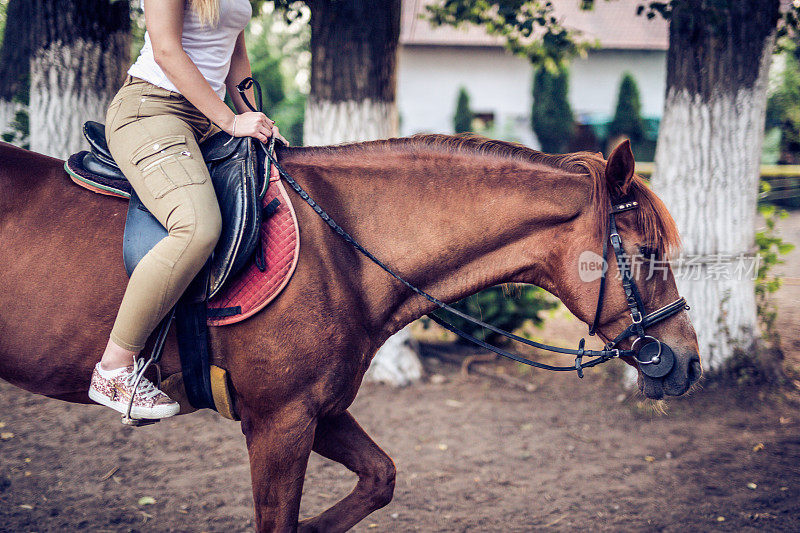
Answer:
[687, 358, 702, 384]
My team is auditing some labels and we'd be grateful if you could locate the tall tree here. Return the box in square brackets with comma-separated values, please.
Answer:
[0, 0, 131, 158]
[608, 71, 645, 145]
[531, 65, 574, 153]
[453, 86, 473, 133]
[649, 1, 781, 367]
[427, 0, 792, 371]
[303, 0, 401, 145]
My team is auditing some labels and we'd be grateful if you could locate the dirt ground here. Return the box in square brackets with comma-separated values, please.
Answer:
[2, 214, 800, 532]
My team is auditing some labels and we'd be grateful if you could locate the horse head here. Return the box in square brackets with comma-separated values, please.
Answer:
[542, 140, 701, 399]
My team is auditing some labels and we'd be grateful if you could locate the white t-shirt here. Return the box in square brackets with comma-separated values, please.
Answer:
[128, 0, 252, 100]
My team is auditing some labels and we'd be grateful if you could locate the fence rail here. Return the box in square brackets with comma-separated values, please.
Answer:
[634, 163, 800, 203]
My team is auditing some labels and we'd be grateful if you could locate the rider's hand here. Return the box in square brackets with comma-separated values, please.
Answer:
[229, 112, 289, 180]
[229, 111, 290, 145]
[230, 111, 275, 143]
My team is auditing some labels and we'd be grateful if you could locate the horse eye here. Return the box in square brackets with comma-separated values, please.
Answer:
[639, 246, 658, 259]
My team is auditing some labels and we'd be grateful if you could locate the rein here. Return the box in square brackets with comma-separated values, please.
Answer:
[235, 78, 689, 379]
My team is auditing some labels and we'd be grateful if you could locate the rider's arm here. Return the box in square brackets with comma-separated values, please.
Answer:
[224, 31, 288, 145]
[144, 0, 236, 134]
[225, 31, 257, 114]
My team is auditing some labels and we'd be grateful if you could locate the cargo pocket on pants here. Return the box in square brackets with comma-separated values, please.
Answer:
[129, 133, 207, 199]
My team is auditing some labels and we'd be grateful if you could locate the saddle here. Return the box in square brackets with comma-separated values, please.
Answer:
[81, 120, 266, 297]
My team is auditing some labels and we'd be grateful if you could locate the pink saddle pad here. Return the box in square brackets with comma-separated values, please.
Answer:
[207, 178, 300, 326]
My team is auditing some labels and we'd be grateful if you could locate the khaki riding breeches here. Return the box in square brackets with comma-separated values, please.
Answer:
[105, 74, 223, 352]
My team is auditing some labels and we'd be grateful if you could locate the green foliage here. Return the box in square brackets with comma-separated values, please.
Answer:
[608, 72, 645, 144]
[766, 50, 800, 163]
[429, 285, 557, 345]
[242, 5, 310, 146]
[453, 86, 473, 133]
[0, 70, 28, 149]
[425, 1, 798, 70]
[755, 185, 795, 337]
[247, 29, 288, 111]
[426, 0, 595, 70]
[531, 65, 574, 153]
[264, 0, 308, 23]
[0, 0, 7, 45]
[130, 1, 146, 65]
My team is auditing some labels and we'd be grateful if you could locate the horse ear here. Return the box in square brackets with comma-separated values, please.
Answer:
[605, 140, 635, 196]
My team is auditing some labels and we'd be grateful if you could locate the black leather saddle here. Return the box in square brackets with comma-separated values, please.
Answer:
[82, 120, 266, 298]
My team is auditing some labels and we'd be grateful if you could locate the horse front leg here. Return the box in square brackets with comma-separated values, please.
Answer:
[241, 406, 318, 532]
[298, 411, 396, 533]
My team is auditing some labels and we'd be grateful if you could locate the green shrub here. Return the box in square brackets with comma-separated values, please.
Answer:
[453, 86, 474, 133]
[1, 74, 29, 149]
[429, 285, 557, 345]
[755, 190, 795, 337]
[531, 66, 574, 153]
[766, 52, 800, 163]
[608, 72, 645, 144]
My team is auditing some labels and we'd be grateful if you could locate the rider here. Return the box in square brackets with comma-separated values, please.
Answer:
[88, 0, 285, 419]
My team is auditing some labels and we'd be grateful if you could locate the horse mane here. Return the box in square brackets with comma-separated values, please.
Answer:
[286, 133, 681, 256]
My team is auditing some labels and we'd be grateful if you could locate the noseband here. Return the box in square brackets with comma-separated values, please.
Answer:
[239, 78, 687, 379]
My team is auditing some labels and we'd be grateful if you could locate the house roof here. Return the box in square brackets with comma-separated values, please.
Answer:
[400, 0, 669, 51]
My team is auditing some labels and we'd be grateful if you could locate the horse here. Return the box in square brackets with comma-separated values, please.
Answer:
[0, 135, 701, 531]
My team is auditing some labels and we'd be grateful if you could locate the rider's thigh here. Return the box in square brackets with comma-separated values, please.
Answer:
[106, 114, 221, 253]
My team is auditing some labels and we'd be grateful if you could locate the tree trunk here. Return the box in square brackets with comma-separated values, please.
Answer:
[304, 0, 400, 145]
[23, 1, 130, 159]
[650, 0, 780, 370]
[306, 0, 422, 386]
[304, 98, 397, 145]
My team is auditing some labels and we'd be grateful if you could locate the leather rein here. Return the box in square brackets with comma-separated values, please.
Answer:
[236, 78, 689, 379]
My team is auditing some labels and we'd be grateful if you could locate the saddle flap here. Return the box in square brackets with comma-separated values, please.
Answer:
[76, 121, 264, 299]
[200, 130, 245, 163]
[123, 190, 168, 276]
[206, 137, 261, 298]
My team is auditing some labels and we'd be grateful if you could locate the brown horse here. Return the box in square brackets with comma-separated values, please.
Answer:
[0, 136, 700, 531]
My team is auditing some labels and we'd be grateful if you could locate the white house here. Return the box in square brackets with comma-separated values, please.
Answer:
[397, 0, 669, 149]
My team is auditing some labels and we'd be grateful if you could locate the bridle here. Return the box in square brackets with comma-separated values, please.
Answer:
[235, 77, 690, 380]
[583, 198, 689, 378]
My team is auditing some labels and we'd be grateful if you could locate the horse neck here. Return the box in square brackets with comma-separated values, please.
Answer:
[280, 144, 595, 344]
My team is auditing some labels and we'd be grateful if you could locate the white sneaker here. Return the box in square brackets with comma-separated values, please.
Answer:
[88, 360, 179, 419]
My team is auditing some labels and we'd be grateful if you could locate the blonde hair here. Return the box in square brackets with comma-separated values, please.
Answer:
[189, 0, 220, 28]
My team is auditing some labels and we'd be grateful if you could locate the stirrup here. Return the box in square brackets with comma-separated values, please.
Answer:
[121, 308, 174, 426]
[121, 416, 161, 427]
